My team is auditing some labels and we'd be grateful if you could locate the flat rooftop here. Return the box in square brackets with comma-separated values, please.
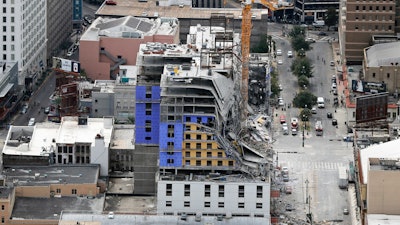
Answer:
[60, 212, 270, 225]
[3, 117, 114, 156]
[3, 165, 99, 186]
[110, 125, 135, 150]
[95, 0, 265, 19]
[12, 195, 104, 221]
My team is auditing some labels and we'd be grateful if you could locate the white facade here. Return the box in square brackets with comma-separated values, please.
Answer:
[157, 179, 271, 218]
[0, 0, 47, 84]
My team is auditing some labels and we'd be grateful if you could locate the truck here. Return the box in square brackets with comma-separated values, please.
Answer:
[312, 20, 325, 27]
[290, 117, 299, 130]
[338, 166, 349, 189]
[315, 121, 323, 136]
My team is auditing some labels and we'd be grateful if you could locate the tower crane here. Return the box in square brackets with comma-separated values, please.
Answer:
[240, 0, 291, 122]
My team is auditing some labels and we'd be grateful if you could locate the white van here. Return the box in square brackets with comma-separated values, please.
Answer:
[317, 97, 325, 108]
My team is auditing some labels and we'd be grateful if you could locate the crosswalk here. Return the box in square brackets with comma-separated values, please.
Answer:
[283, 160, 346, 171]
[318, 36, 335, 42]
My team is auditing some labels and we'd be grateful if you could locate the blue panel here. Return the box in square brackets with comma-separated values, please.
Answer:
[152, 86, 161, 100]
[136, 86, 147, 101]
[159, 152, 182, 167]
[159, 122, 183, 167]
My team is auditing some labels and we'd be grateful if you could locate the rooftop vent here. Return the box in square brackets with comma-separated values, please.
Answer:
[78, 117, 88, 125]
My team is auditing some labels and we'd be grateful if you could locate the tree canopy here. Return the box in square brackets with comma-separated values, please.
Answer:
[291, 57, 313, 78]
[325, 8, 338, 29]
[292, 91, 317, 109]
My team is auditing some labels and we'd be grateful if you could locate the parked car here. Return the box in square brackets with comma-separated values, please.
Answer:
[28, 118, 35, 126]
[343, 208, 349, 215]
[332, 119, 338, 126]
[276, 49, 282, 56]
[318, 31, 327, 36]
[21, 104, 28, 114]
[282, 174, 289, 182]
[285, 185, 292, 194]
[287, 50, 293, 58]
[327, 112, 332, 118]
[277, 59, 283, 65]
[44, 106, 50, 114]
[278, 98, 284, 106]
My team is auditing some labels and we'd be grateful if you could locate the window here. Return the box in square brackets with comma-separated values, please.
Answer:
[1, 205, 4, 210]
[56, 188, 61, 193]
[145, 103, 151, 109]
[184, 184, 190, 196]
[166, 184, 172, 196]
[204, 202, 210, 207]
[218, 161, 222, 166]
[2, 26, 5, 32]
[185, 151, 190, 157]
[238, 185, 245, 198]
[196, 160, 201, 166]
[72, 189, 77, 194]
[257, 186, 263, 198]
[218, 202, 224, 208]
[11, 7, 14, 13]
[146, 111, 152, 115]
[146, 93, 152, 98]
[1, 217, 3, 223]
[166, 201, 172, 207]
[372, 73, 376, 78]
[2, 7, 5, 13]
[196, 134, 201, 139]
[256, 203, 263, 209]
[184, 201, 190, 207]
[145, 127, 152, 132]
[218, 185, 224, 197]
[185, 134, 191, 139]
[355, 6, 359, 10]
[387, 73, 390, 78]
[196, 152, 201, 157]
[205, 184, 211, 197]
[2, 36, 5, 41]
[207, 143, 212, 149]
[196, 143, 201, 149]
[228, 161, 234, 166]
[207, 160, 212, 166]
[2, 17, 5, 23]
[238, 202, 245, 208]
[2, 45, 5, 51]
[167, 159, 174, 164]
[10, 26, 14, 32]
[185, 143, 191, 149]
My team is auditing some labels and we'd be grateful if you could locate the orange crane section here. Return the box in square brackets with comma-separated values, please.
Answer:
[240, 0, 291, 121]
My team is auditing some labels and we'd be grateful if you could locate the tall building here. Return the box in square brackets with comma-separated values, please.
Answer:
[46, 0, 73, 66]
[294, 0, 339, 23]
[341, 0, 396, 64]
[0, 0, 47, 85]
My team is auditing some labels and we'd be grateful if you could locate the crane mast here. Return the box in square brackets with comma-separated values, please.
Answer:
[240, 0, 252, 122]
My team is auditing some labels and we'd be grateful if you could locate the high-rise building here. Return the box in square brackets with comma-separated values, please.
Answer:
[341, 0, 396, 64]
[0, 0, 47, 85]
[47, 0, 73, 66]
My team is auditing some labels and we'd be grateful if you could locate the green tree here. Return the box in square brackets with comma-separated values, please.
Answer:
[298, 75, 309, 88]
[300, 108, 312, 122]
[292, 91, 317, 109]
[288, 26, 306, 38]
[291, 36, 311, 53]
[270, 70, 281, 98]
[291, 57, 313, 78]
[324, 8, 338, 30]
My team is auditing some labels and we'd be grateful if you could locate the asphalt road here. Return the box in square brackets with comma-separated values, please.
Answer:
[269, 23, 353, 224]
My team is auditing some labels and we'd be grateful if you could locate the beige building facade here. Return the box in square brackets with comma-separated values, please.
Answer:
[343, 0, 396, 64]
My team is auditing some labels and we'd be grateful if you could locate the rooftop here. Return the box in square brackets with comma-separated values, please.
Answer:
[366, 214, 400, 225]
[12, 195, 104, 221]
[117, 65, 138, 86]
[81, 16, 179, 41]
[369, 157, 400, 172]
[60, 212, 270, 225]
[365, 41, 400, 67]
[110, 125, 135, 150]
[2, 117, 113, 156]
[95, 0, 263, 19]
[360, 138, 400, 184]
[3, 165, 99, 186]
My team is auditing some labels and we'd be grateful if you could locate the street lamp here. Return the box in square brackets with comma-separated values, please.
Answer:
[302, 114, 306, 147]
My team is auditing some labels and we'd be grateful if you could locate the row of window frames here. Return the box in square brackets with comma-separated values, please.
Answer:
[55, 188, 78, 194]
[2, 16, 15, 23]
[165, 159, 233, 166]
[355, 5, 393, 11]
[354, 25, 393, 31]
[354, 15, 393, 21]
[349, 111, 397, 119]
[166, 185, 263, 198]
[166, 201, 264, 209]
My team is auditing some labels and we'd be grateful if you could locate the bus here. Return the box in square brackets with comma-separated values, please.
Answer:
[338, 166, 349, 189]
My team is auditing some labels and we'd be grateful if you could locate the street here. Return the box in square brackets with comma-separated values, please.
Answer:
[268, 22, 353, 224]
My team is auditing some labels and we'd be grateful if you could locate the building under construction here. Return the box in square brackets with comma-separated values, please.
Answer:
[134, 17, 274, 218]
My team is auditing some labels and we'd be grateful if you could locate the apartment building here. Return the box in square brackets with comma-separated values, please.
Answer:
[79, 16, 179, 80]
[0, 0, 47, 85]
[342, 0, 396, 64]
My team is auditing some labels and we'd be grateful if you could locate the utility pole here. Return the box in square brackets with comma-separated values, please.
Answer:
[305, 179, 309, 204]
